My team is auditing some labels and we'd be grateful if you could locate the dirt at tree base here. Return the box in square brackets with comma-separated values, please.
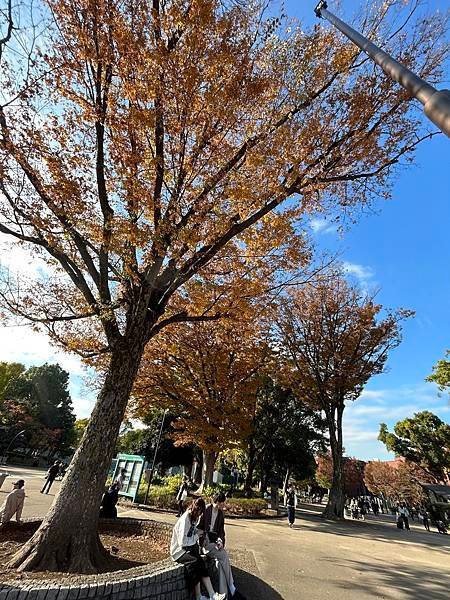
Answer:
[0, 523, 169, 585]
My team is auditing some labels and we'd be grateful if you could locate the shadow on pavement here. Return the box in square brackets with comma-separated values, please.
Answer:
[320, 555, 450, 600]
[274, 508, 450, 554]
[232, 566, 284, 600]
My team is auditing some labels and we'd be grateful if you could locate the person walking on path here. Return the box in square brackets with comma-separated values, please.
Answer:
[199, 492, 246, 600]
[0, 479, 25, 525]
[41, 461, 60, 494]
[421, 509, 430, 532]
[170, 497, 226, 600]
[176, 475, 189, 517]
[397, 503, 410, 531]
[285, 483, 297, 528]
[114, 468, 127, 491]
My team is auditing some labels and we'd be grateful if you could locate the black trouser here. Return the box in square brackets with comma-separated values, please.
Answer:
[177, 500, 184, 517]
[403, 516, 410, 530]
[423, 518, 430, 531]
[287, 505, 295, 524]
[176, 544, 208, 589]
[41, 477, 55, 494]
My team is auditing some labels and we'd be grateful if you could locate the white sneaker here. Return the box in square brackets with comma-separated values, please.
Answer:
[213, 594, 227, 600]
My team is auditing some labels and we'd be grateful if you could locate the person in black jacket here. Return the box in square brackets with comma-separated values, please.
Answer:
[40, 461, 60, 494]
[199, 492, 246, 600]
[176, 475, 189, 517]
[285, 484, 297, 528]
[99, 483, 120, 518]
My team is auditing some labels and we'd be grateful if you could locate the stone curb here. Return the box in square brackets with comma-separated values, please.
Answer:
[118, 501, 280, 520]
[1, 518, 190, 600]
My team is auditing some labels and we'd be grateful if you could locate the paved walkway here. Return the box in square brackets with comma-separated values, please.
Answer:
[2, 466, 450, 599]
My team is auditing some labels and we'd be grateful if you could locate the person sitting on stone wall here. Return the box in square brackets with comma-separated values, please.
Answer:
[0, 479, 25, 525]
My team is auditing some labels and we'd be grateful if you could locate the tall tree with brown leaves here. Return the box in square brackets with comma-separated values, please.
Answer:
[132, 305, 271, 491]
[0, 0, 447, 571]
[364, 460, 431, 506]
[276, 277, 412, 519]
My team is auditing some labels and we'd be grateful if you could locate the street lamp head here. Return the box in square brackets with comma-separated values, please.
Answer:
[314, 1, 328, 18]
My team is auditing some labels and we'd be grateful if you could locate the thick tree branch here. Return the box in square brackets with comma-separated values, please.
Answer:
[150, 310, 224, 338]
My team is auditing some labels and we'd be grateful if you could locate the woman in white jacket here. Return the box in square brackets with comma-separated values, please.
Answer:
[170, 497, 225, 600]
[0, 479, 25, 525]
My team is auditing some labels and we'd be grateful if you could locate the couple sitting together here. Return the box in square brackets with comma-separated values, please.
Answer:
[170, 492, 245, 600]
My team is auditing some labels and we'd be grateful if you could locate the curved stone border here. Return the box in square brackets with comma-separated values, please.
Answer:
[0, 518, 190, 600]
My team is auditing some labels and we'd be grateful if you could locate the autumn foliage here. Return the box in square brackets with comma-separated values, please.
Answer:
[0, 0, 447, 572]
[276, 276, 412, 518]
[364, 460, 431, 506]
[132, 308, 271, 488]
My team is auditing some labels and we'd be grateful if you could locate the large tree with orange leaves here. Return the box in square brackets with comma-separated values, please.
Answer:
[132, 308, 271, 490]
[0, 0, 447, 572]
[276, 277, 412, 519]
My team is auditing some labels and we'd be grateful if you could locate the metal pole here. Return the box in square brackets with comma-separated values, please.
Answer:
[5, 430, 26, 457]
[314, 1, 450, 137]
[143, 409, 168, 505]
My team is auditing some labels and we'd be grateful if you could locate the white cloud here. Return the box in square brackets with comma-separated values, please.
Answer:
[0, 240, 52, 279]
[342, 381, 448, 460]
[0, 325, 96, 418]
[343, 261, 374, 282]
[0, 239, 97, 417]
[309, 217, 337, 235]
[359, 389, 388, 404]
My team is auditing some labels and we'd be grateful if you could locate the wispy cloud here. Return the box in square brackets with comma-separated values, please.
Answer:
[342, 381, 448, 460]
[0, 240, 51, 280]
[309, 217, 337, 235]
[0, 325, 96, 418]
[343, 261, 374, 282]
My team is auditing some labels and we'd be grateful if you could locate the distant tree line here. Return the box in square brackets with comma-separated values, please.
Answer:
[0, 361, 75, 458]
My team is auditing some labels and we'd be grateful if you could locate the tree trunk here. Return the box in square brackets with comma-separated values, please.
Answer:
[244, 437, 256, 497]
[322, 404, 345, 520]
[9, 338, 146, 573]
[198, 450, 217, 491]
[259, 472, 268, 497]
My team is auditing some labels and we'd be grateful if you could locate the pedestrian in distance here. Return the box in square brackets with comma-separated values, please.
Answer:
[176, 475, 189, 517]
[0, 479, 25, 525]
[170, 497, 226, 600]
[396, 503, 410, 531]
[285, 483, 297, 528]
[114, 468, 127, 491]
[99, 483, 120, 519]
[436, 519, 448, 534]
[41, 461, 60, 494]
[420, 508, 430, 532]
[199, 492, 246, 600]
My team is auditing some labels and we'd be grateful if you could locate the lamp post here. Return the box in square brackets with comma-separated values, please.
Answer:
[3, 430, 26, 463]
[314, 1, 450, 137]
[144, 409, 168, 505]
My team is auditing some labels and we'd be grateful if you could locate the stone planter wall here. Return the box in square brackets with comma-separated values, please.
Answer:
[0, 519, 190, 600]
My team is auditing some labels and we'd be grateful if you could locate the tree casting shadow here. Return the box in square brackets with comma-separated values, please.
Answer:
[232, 566, 284, 600]
[321, 555, 450, 600]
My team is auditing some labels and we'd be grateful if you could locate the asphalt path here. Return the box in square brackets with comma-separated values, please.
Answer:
[2, 466, 450, 599]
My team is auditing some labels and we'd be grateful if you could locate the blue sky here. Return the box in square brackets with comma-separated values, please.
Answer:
[0, 1, 448, 461]
[308, 132, 450, 459]
[287, 0, 450, 459]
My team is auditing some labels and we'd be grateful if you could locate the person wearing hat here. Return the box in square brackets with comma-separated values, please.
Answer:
[0, 479, 25, 525]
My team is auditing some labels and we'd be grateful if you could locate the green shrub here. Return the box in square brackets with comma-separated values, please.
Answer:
[135, 483, 177, 508]
[160, 474, 183, 494]
[225, 497, 267, 516]
[202, 483, 232, 501]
